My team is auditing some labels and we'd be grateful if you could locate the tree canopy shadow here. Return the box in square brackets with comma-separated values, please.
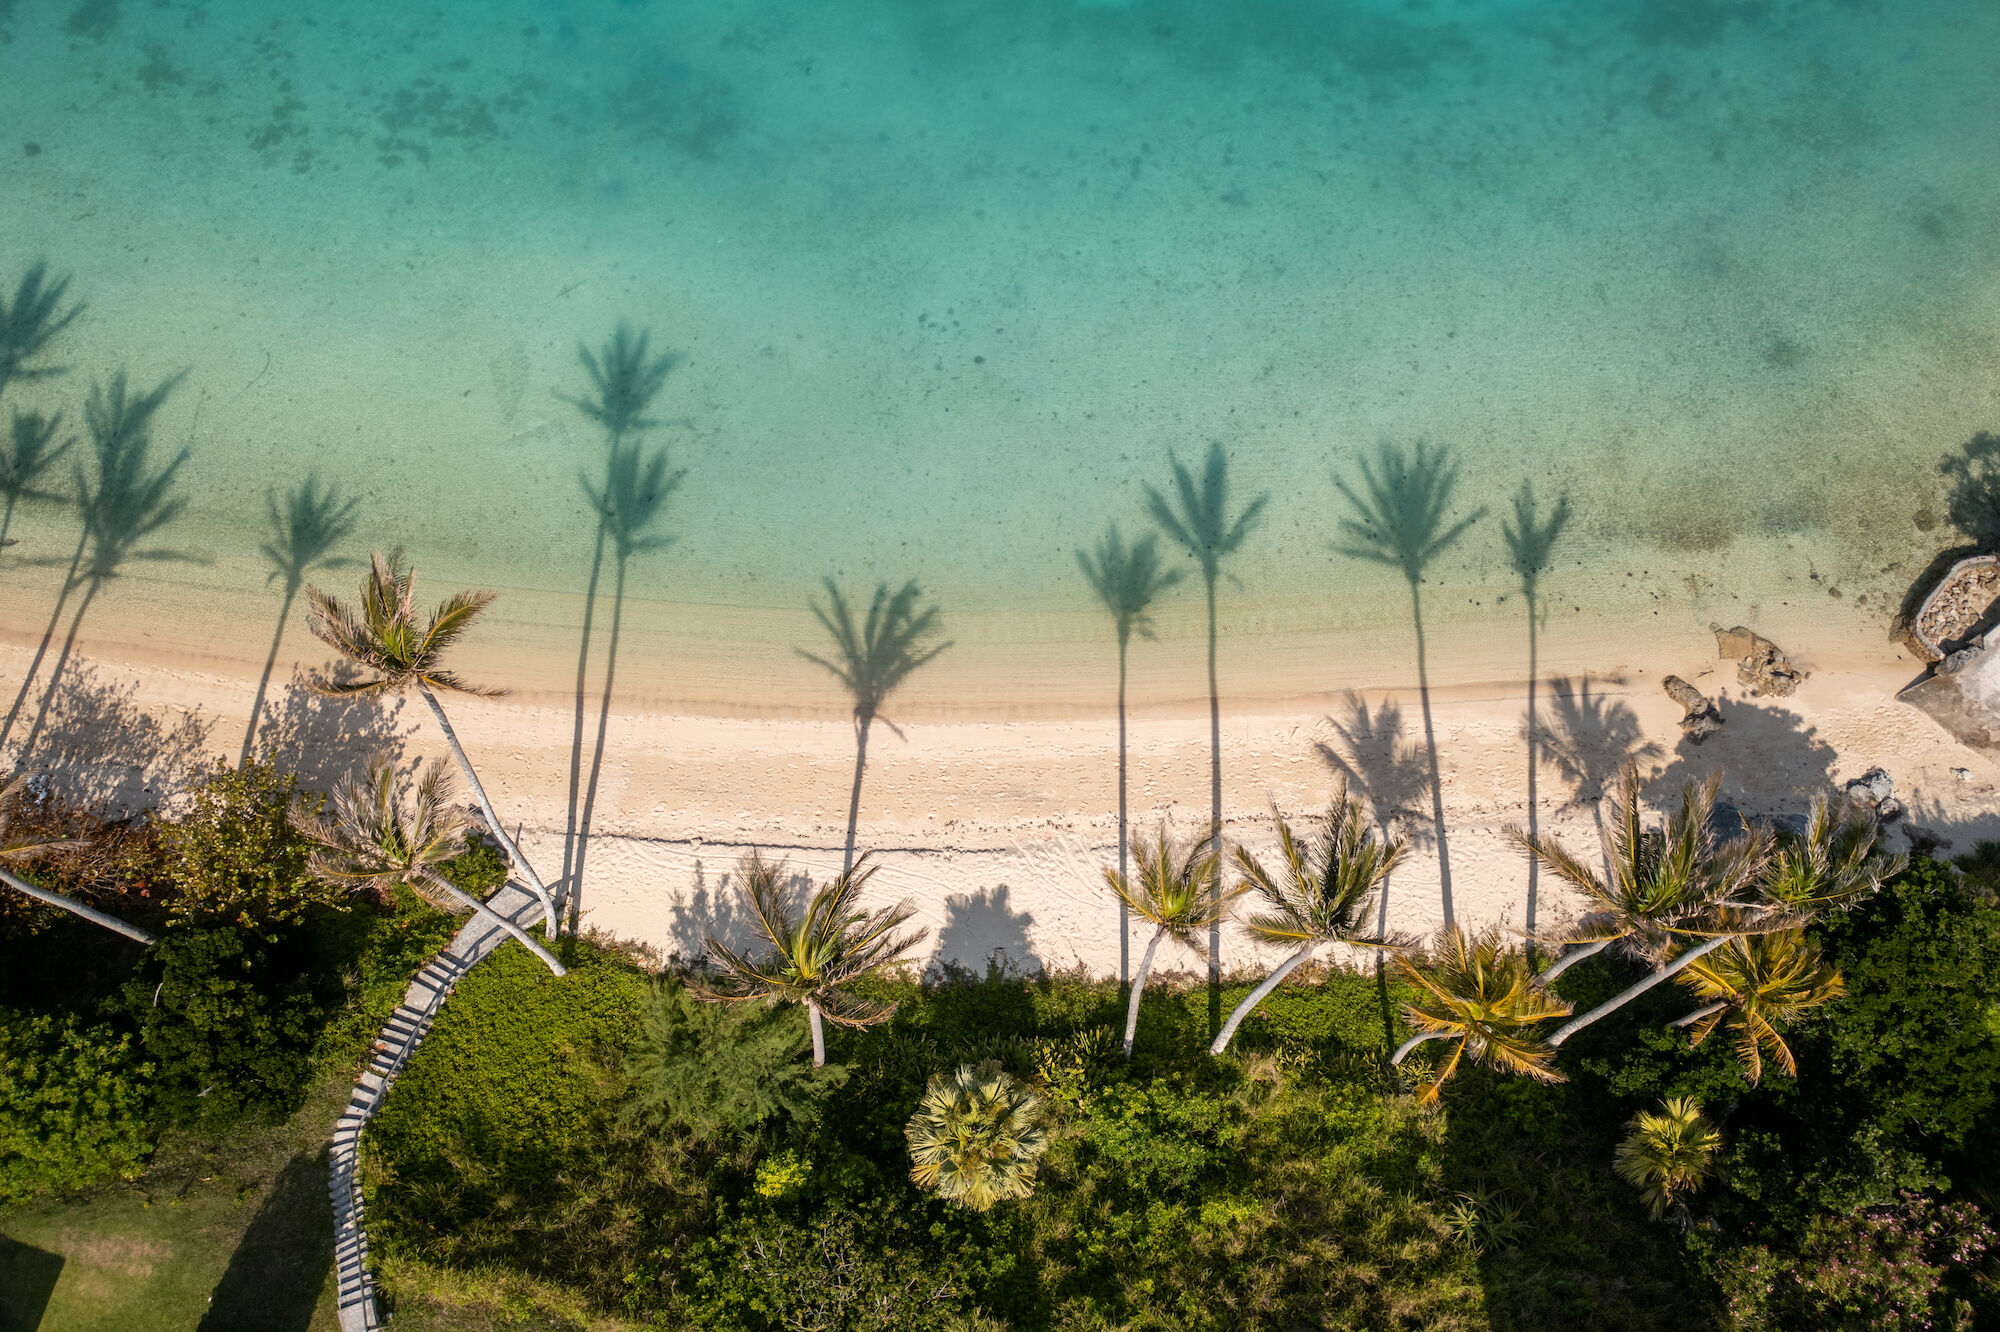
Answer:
[663, 855, 799, 968]
[1641, 695, 1839, 819]
[0, 1234, 64, 1332]
[196, 1149, 333, 1332]
[250, 667, 411, 792]
[1898, 429, 2000, 638]
[929, 882, 1042, 978]
[8, 659, 211, 813]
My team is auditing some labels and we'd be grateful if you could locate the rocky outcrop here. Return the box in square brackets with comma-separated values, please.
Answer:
[1904, 554, 2000, 664]
[1899, 626, 2000, 756]
[1663, 674, 1723, 742]
[1712, 624, 1806, 697]
[1844, 767, 1903, 822]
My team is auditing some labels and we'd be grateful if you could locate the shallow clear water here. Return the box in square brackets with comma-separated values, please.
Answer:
[2, 0, 1996, 713]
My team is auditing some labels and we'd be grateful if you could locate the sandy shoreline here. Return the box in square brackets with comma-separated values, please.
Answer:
[3, 621, 1989, 982]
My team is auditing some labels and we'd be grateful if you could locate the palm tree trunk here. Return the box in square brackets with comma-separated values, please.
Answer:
[416, 868, 565, 975]
[1534, 937, 1611, 985]
[561, 503, 611, 912]
[1669, 1000, 1727, 1029]
[1391, 1028, 1455, 1066]
[23, 576, 99, 756]
[1547, 933, 1735, 1047]
[571, 553, 628, 935]
[1, 530, 85, 749]
[1123, 928, 1165, 1058]
[807, 997, 827, 1068]
[1, 865, 155, 945]
[1523, 591, 1539, 953]
[843, 713, 871, 874]
[1409, 577, 1452, 925]
[1203, 570, 1222, 1030]
[1116, 631, 1130, 988]
[239, 580, 299, 766]
[415, 683, 558, 938]
[1211, 941, 1315, 1055]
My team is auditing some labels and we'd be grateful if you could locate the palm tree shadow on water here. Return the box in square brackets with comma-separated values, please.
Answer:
[240, 476, 359, 765]
[1334, 441, 1485, 927]
[800, 579, 950, 874]
[3, 371, 191, 759]
[1146, 442, 1266, 1036]
[558, 324, 675, 932]
[1316, 692, 1433, 1051]
[1, 408, 74, 558]
[567, 441, 685, 940]
[1500, 481, 1570, 949]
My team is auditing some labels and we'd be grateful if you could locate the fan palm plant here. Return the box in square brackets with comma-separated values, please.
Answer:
[304, 551, 559, 938]
[1613, 1097, 1722, 1222]
[699, 850, 926, 1066]
[1335, 441, 1485, 925]
[906, 1059, 1050, 1211]
[799, 579, 950, 872]
[1146, 443, 1266, 1000]
[1, 409, 71, 555]
[0, 262, 82, 400]
[1103, 827, 1235, 1057]
[242, 476, 359, 763]
[291, 752, 563, 974]
[1671, 929, 1844, 1084]
[1500, 481, 1570, 943]
[1391, 924, 1571, 1102]
[1211, 789, 1413, 1054]
[0, 771, 154, 944]
[1076, 522, 1183, 979]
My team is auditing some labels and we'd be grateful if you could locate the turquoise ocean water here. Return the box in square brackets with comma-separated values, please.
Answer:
[1, 0, 1996, 717]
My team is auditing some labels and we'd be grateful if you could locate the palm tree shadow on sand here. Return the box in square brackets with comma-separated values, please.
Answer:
[1315, 691, 1433, 1049]
[241, 476, 359, 765]
[800, 578, 950, 873]
[251, 667, 412, 792]
[1334, 440, 1485, 926]
[1500, 481, 1570, 943]
[1534, 676, 1664, 893]
[12, 660, 211, 813]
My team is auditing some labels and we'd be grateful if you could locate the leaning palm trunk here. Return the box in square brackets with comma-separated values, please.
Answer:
[415, 683, 558, 937]
[1, 865, 155, 945]
[1123, 929, 1167, 1058]
[1211, 940, 1315, 1055]
[1546, 933, 1736, 1047]
[1391, 1028, 1453, 1066]
[1535, 937, 1611, 984]
[415, 867, 564, 974]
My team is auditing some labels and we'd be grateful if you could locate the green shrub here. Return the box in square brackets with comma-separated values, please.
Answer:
[626, 976, 839, 1139]
[0, 1007, 154, 1201]
[156, 760, 342, 927]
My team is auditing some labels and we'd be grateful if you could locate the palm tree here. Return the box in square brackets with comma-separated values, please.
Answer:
[559, 324, 674, 912]
[0, 262, 82, 400]
[1613, 1097, 1721, 1222]
[1, 409, 71, 556]
[292, 752, 563, 974]
[799, 579, 950, 873]
[906, 1060, 1050, 1211]
[241, 476, 359, 763]
[0, 771, 154, 945]
[1145, 443, 1267, 1004]
[1671, 929, 1844, 1084]
[1210, 789, 1412, 1055]
[1500, 481, 1570, 945]
[303, 551, 559, 938]
[1391, 924, 1571, 1102]
[1076, 522, 1183, 982]
[11, 372, 189, 757]
[1102, 827, 1234, 1058]
[1335, 442, 1485, 924]
[1758, 793, 1904, 914]
[699, 850, 926, 1067]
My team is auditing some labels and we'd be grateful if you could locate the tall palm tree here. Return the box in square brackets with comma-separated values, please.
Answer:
[1102, 827, 1234, 1058]
[559, 325, 674, 911]
[1145, 442, 1267, 1006]
[0, 409, 71, 556]
[699, 850, 926, 1067]
[1210, 789, 1412, 1054]
[799, 579, 950, 873]
[292, 752, 563, 974]
[1336, 442, 1485, 924]
[1500, 481, 1569, 946]
[12, 372, 188, 757]
[0, 262, 82, 400]
[569, 442, 684, 933]
[303, 551, 559, 938]
[241, 476, 359, 764]
[1076, 522, 1183, 983]
[1671, 929, 1844, 1084]
[1757, 793, 1903, 914]
[1613, 1097, 1721, 1222]
[0, 771, 154, 945]
[906, 1060, 1050, 1211]
[1391, 924, 1571, 1102]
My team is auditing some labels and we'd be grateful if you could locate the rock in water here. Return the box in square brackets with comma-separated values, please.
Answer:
[1663, 675, 1724, 742]
[1712, 623, 1806, 697]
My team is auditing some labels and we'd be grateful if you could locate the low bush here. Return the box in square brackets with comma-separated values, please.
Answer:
[0, 1007, 154, 1202]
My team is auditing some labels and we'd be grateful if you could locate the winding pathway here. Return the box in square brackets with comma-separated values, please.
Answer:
[329, 882, 543, 1332]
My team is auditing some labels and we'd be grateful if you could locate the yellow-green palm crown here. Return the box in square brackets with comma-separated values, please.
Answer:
[292, 752, 467, 907]
[1613, 1097, 1722, 1220]
[1676, 928, 1844, 1084]
[1398, 924, 1573, 1102]
[906, 1060, 1049, 1211]
[1234, 787, 1411, 953]
[1103, 826, 1235, 956]
[304, 551, 502, 699]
